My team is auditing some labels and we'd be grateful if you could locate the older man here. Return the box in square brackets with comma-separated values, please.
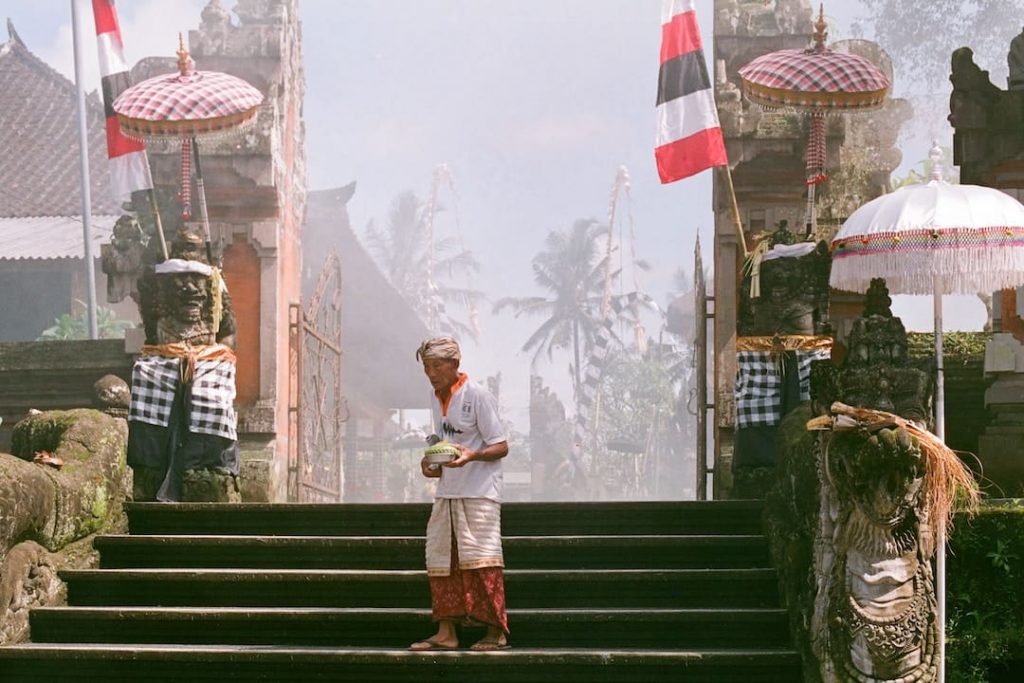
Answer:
[409, 337, 510, 652]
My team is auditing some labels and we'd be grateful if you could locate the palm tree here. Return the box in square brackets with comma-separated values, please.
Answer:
[364, 190, 483, 340]
[494, 219, 615, 395]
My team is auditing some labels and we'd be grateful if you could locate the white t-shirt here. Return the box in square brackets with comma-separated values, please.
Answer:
[431, 374, 507, 501]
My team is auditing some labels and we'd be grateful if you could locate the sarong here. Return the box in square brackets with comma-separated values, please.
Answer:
[425, 497, 508, 634]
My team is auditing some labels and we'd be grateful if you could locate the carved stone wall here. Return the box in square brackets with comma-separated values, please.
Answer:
[949, 42, 1024, 495]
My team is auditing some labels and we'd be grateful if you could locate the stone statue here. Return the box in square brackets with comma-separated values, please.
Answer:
[100, 214, 147, 304]
[800, 279, 966, 682]
[1009, 27, 1024, 90]
[733, 224, 832, 490]
[809, 402, 938, 683]
[93, 374, 130, 419]
[528, 376, 576, 500]
[739, 222, 831, 337]
[811, 279, 931, 425]
[127, 228, 240, 503]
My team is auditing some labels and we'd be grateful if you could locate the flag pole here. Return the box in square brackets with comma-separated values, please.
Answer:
[71, 0, 99, 340]
[721, 164, 749, 261]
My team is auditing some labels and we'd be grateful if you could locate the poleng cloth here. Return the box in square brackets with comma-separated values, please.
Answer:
[735, 336, 831, 428]
[129, 343, 237, 440]
[425, 497, 504, 577]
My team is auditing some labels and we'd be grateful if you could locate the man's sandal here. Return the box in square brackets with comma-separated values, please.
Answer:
[470, 637, 511, 651]
[409, 637, 458, 651]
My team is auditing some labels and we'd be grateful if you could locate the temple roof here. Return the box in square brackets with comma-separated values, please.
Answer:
[0, 215, 118, 260]
[0, 20, 119, 219]
[304, 186, 431, 413]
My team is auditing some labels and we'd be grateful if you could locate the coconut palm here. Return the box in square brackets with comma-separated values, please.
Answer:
[364, 190, 483, 340]
[494, 219, 616, 395]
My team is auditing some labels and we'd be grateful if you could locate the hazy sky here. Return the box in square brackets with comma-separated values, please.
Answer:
[7, 0, 987, 427]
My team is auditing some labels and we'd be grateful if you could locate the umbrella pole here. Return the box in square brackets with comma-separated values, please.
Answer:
[933, 274, 946, 683]
[147, 189, 169, 260]
[804, 183, 817, 237]
[191, 136, 215, 264]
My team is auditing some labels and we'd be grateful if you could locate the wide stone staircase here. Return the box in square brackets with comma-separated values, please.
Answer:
[0, 501, 801, 681]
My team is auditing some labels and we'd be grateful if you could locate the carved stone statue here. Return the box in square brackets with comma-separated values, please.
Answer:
[806, 280, 944, 682]
[127, 228, 240, 503]
[811, 279, 932, 425]
[733, 224, 831, 490]
[100, 214, 146, 304]
[739, 222, 831, 338]
[1009, 27, 1024, 90]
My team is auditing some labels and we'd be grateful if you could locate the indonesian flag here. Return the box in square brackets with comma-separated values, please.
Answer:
[92, 0, 153, 203]
[655, 0, 728, 183]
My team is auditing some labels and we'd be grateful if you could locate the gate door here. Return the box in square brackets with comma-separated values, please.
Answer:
[289, 251, 346, 502]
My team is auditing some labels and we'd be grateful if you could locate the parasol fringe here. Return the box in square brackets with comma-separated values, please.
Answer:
[808, 402, 980, 540]
[831, 245, 1024, 295]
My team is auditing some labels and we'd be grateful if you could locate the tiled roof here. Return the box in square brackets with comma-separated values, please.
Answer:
[305, 187, 431, 411]
[0, 215, 119, 260]
[0, 21, 120, 218]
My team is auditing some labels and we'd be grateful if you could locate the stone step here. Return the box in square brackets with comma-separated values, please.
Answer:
[125, 501, 765, 537]
[29, 606, 791, 649]
[61, 568, 781, 609]
[0, 644, 803, 682]
[94, 534, 770, 570]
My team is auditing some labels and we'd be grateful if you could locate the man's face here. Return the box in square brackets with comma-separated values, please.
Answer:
[422, 358, 460, 392]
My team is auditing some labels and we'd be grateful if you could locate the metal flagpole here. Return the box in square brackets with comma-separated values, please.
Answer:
[71, 0, 98, 340]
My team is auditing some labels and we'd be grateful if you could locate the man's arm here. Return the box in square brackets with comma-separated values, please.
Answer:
[444, 440, 508, 468]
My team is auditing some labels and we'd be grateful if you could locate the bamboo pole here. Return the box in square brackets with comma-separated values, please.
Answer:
[721, 165, 749, 261]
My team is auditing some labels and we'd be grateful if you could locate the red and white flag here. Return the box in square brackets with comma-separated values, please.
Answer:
[92, 0, 152, 203]
[655, 0, 727, 183]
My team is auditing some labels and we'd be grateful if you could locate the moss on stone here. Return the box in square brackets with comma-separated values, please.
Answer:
[2, 409, 129, 645]
[763, 402, 824, 683]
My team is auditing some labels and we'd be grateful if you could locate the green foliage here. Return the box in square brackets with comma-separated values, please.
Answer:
[591, 344, 688, 499]
[906, 331, 990, 366]
[947, 502, 1024, 682]
[36, 302, 133, 341]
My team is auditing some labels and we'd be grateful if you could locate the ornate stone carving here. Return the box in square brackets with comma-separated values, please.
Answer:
[100, 215, 146, 304]
[807, 279, 942, 682]
[739, 223, 831, 337]
[1008, 27, 1024, 90]
[93, 374, 130, 418]
[811, 279, 932, 426]
[128, 228, 240, 503]
[815, 417, 938, 682]
[528, 376, 575, 500]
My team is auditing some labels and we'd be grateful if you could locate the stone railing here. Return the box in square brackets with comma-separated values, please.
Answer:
[0, 409, 128, 645]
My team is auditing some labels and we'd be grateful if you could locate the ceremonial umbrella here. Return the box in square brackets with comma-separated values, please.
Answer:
[830, 143, 1024, 682]
[112, 35, 263, 261]
[738, 4, 890, 235]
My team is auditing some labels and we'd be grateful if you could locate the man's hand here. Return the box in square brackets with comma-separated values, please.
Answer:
[442, 443, 475, 468]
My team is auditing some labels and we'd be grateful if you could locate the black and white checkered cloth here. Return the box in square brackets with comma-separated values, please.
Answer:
[129, 356, 237, 440]
[735, 349, 830, 428]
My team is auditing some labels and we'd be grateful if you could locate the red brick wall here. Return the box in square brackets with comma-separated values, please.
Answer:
[223, 239, 261, 407]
